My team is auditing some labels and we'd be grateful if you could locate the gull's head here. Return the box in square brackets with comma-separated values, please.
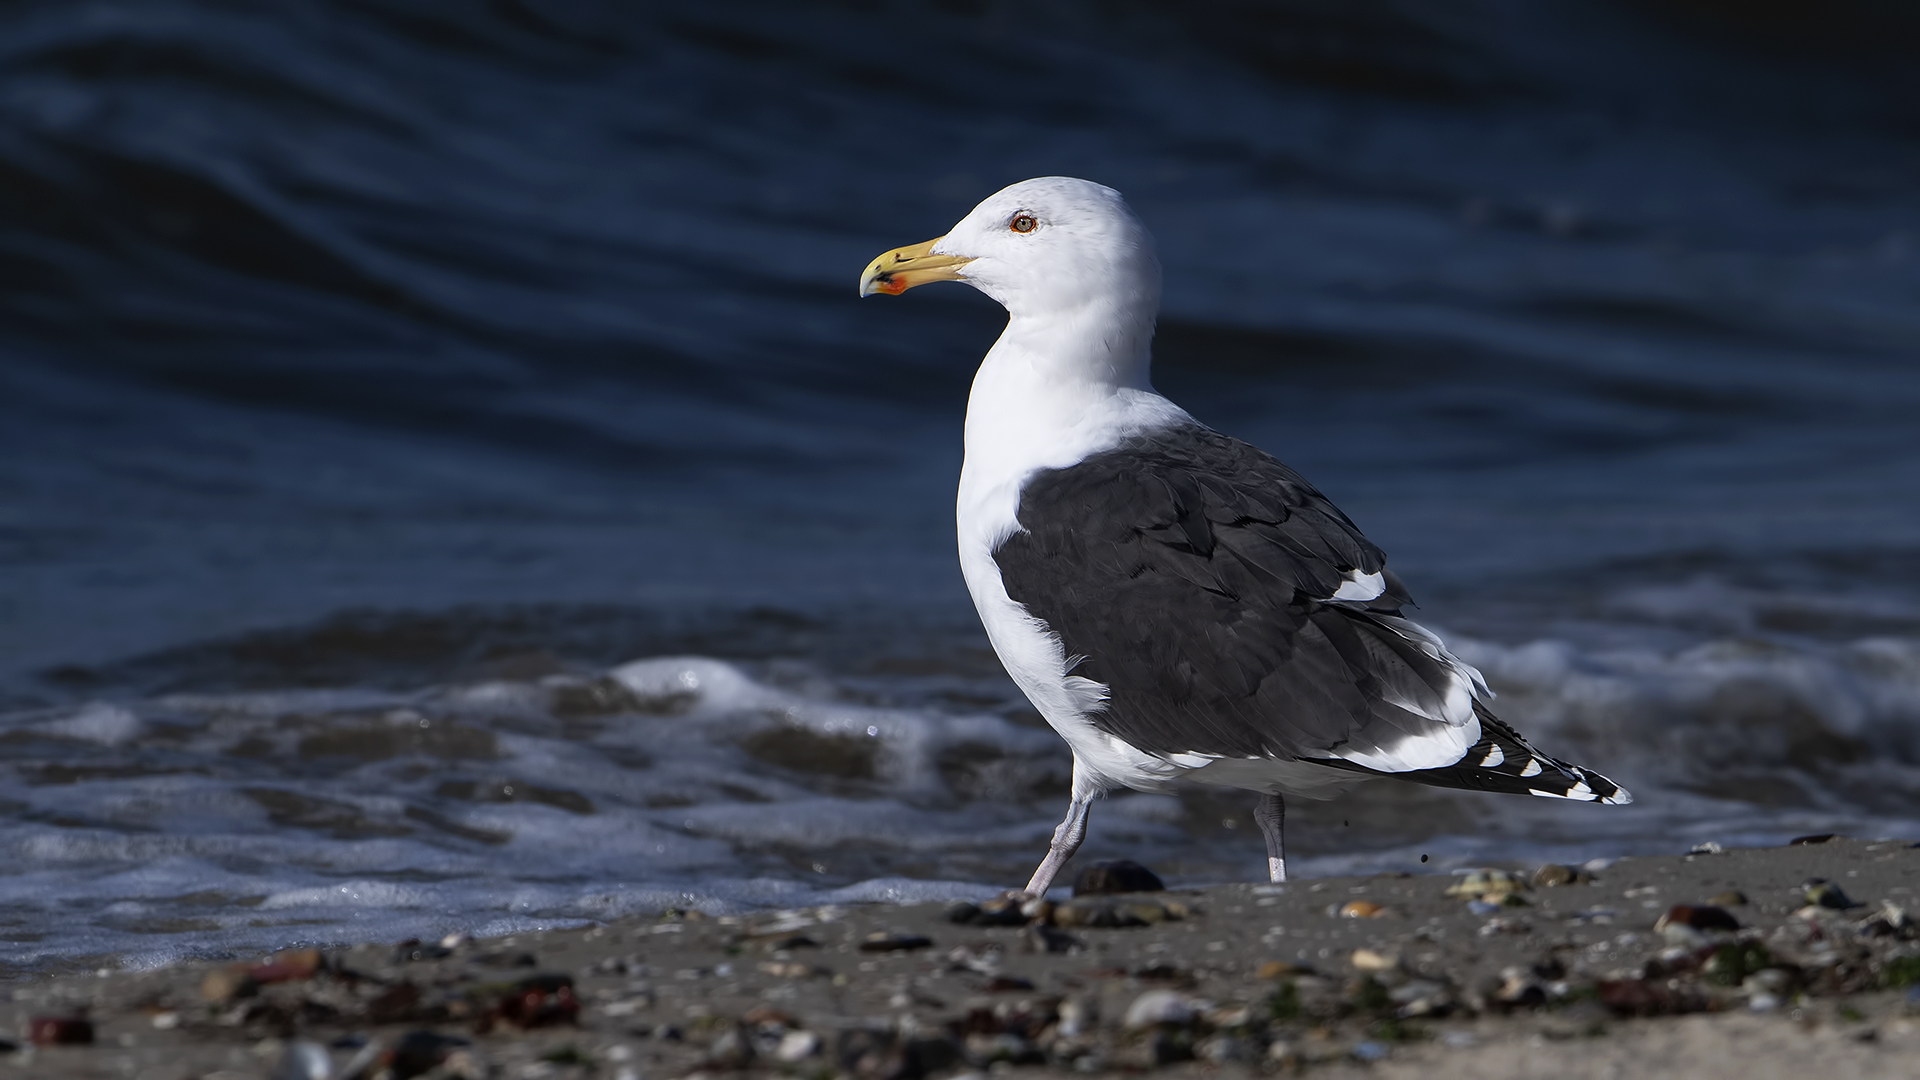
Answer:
[859, 177, 1160, 320]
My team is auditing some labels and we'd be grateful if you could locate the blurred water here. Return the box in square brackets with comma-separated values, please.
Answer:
[2, 0, 1919, 970]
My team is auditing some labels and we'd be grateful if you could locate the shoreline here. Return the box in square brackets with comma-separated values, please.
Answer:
[6, 837, 1918, 1078]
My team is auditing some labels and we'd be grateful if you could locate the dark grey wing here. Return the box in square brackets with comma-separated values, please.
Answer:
[992, 424, 1476, 769]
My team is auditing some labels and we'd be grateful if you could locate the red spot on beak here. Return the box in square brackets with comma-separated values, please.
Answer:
[876, 277, 907, 295]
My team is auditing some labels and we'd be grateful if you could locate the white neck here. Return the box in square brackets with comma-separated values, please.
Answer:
[957, 303, 1189, 553]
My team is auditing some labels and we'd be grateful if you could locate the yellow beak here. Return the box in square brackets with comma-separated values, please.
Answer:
[858, 237, 973, 297]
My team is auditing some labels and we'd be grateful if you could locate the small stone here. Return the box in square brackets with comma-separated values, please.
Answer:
[943, 901, 982, 925]
[704, 1024, 755, 1069]
[272, 1041, 332, 1080]
[28, 1017, 94, 1046]
[1805, 880, 1861, 909]
[1532, 863, 1579, 887]
[774, 1029, 821, 1063]
[386, 1031, 475, 1079]
[1021, 923, 1083, 955]
[1198, 1035, 1250, 1064]
[1057, 995, 1096, 1038]
[948, 897, 1026, 927]
[759, 961, 828, 979]
[486, 974, 579, 1030]
[1688, 841, 1725, 855]
[1789, 834, 1838, 846]
[1655, 904, 1740, 934]
[1072, 859, 1165, 896]
[858, 932, 933, 953]
[1352, 1040, 1389, 1062]
[1857, 901, 1914, 938]
[1446, 868, 1529, 903]
[251, 948, 325, 985]
[1492, 967, 1546, 1008]
[201, 966, 256, 1004]
[1052, 898, 1138, 928]
[1389, 978, 1454, 1016]
[1339, 900, 1386, 918]
[1123, 988, 1206, 1029]
[1350, 948, 1398, 973]
[1708, 890, 1749, 907]
[1256, 960, 1312, 979]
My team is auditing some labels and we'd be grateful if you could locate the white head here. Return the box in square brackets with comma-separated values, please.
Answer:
[859, 178, 1161, 385]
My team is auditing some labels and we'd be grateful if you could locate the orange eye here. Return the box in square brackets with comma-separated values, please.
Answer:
[1009, 213, 1037, 233]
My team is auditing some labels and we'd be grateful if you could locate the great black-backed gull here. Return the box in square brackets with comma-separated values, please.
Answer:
[859, 177, 1629, 896]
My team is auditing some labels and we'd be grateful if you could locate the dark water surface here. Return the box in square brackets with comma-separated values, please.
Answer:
[3, 1, 1920, 970]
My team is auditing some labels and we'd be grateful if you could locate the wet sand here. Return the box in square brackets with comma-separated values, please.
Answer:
[5, 837, 1918, 1079]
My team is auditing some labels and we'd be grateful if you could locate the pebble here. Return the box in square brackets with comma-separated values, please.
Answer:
[1655, 904, 1740, 938]
[484, 974, 579, 1030]
[858, 932, 934, 953]
[1021, 923, 1084, 955]
[1256, 960, 1313, 979]
[1123, 989, 1207, 1029]
[1533, 863, 1579, 887]
[1447, 869, 1529, 904]
[759, 961, 828, 979]
[1198, 1034, 1250, 1063]
[1804, 880, 1861, 909]
[945, 897, 1027, 927]
[1072, 859, 1165, 896]
[271, 1041, 332, 1080]
[1338, 900, 1386, 918]
[774, 1029, 821, 1063]
[1350, 948, 1398, 973]
[1352, 1040, 1389, 1062]
[28, 1017, 94, 1046]
[1051, 896, 1189, 929]
[1708, 890, 1749, 907]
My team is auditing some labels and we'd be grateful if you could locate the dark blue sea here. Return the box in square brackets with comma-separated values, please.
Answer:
[3, 0, 1920, 972]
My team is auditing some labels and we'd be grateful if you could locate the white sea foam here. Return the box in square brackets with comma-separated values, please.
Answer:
[1, 636, 1917, 972]
[39, 702, 143, 745]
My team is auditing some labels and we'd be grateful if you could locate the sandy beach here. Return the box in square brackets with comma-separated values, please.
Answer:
[4, 836, 1917, 1079]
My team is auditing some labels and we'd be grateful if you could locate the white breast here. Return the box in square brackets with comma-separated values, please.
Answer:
[954, 335, 1195, 796]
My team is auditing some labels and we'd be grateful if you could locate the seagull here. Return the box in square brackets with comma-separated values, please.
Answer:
[859, 177, 1629, 896]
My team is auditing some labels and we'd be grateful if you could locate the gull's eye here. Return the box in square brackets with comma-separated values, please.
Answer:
[1009, 213, 1037, 233]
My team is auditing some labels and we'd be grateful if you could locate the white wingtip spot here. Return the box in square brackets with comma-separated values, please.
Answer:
[1527, 788, 1572, 799]
[1329, 569, 1386, 602]
[1519, 758, 1543, 778]
[1479, 744, 1505, 768]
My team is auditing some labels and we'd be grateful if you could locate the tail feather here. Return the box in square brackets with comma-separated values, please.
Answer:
[1311, 700, 1632, 804]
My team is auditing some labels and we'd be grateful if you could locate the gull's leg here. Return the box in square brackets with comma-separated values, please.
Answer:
[1022, 796, 1091, 898]
[1254, 791, 1287, 883]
